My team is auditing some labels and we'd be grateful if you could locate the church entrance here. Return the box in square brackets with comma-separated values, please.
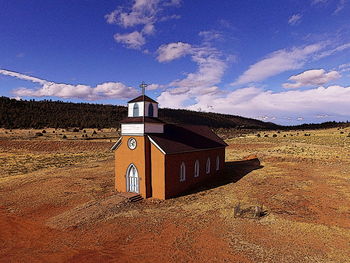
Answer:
[126, 164, 139, 193]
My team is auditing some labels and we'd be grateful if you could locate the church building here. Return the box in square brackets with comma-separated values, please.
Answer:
[111, 93, 227, 199]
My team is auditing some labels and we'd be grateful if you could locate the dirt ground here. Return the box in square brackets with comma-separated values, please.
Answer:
[0, 127, 349, 263]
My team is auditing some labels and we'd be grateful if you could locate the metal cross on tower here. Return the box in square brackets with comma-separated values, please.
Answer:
[139, 81, 148, 96]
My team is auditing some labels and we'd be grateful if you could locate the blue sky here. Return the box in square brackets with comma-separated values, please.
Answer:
[1, 0, 350, 125]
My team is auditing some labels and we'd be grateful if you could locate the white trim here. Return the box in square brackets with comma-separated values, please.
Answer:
[110, 137, 122, 151]
[147, 135, 166, 155]
[122, 133, 144, 136]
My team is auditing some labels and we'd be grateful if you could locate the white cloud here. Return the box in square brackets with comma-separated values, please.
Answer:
[316, 114, 332, 118]
[169, 47, 226, 90]
[163, 0, 182, 7]
[106, 0, 181, 49]
[334, 0, 346, 14]
[1, 69, 138, 100]
[339, 63, 350, 72]
[157, 91, 190, 108]
[0, 69, 46, 84]
[159, 14, 181, 22]
[146, 83, 165, 90]
[156, 42, 192, 62]
[199, 30, 223, 42]
[315, 42, 350, 59]
[106, 0, 159, 28]
[142, 23, 155, 35]
[288, 14, 302, 25]
[232, 43, 325, 85]
[114, 31, 145, 49]
[283, 69, 341, 88]
[157, 39, 228, 109]
[179, 85, 350, 124]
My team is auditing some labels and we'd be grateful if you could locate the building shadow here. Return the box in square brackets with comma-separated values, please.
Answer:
[178, 158, 263, 197]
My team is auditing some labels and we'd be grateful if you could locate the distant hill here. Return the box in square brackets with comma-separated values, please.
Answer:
[0, 96, 279, 129]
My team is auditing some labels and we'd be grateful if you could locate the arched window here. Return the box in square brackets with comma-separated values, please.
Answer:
[206, 158, 211, 174]
[133, 103, 139, 117]
[148, 103, 154, 117]
[194, 160, 199, 177]
[216, 156, 220, 171]
[180, 162, 186, 182]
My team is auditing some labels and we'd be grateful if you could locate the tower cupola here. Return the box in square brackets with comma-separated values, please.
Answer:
[127, 95, 159, 118]
[120, 85, 164, 136]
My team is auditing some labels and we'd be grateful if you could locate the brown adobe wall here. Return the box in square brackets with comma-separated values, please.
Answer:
[115, 135, 151, 198]
[150, 142, 166, 199]
[164, 147, 225, 199]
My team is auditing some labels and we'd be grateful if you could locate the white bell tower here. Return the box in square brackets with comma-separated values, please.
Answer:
[121, 82, 164, 136]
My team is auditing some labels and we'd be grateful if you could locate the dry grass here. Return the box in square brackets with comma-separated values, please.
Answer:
[0, 128, 115, 179]
[0, 127, 349, 263]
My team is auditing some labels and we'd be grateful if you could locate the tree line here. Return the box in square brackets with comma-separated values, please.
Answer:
[1, 96, 347, 130]
[0, 97, 280, 129]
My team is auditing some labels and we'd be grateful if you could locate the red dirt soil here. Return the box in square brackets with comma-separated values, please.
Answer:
[1, 138, 350, 262]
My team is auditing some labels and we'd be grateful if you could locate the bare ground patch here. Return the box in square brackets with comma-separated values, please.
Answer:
[0, 128, 350, 262]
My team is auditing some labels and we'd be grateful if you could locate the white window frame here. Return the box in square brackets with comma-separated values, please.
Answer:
[194, 160, 199, 177]
[180, 162, 186, 182]
[216, 156, 220, 171]
[206, 158, 210, 174]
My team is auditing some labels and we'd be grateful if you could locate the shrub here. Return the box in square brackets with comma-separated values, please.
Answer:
[233, 203, 268, 219]
[340, 131, 344, 134]
[272, 134, 277, 137]
[42, 130, 46, 133]
[283, 135, 286, 137]
[264, 134, 269, 137]
[35, 132, 43, 136]
[62, 135, 67, 139]
[73, 128, 79, 132]
[92, 130, 97, 135]
[256, 133, 261, 137]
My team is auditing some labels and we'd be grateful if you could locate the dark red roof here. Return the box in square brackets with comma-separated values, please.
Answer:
[120, 117, 165, 124]
[128, 95, 157, 103]
[148, 124, 227, 154]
